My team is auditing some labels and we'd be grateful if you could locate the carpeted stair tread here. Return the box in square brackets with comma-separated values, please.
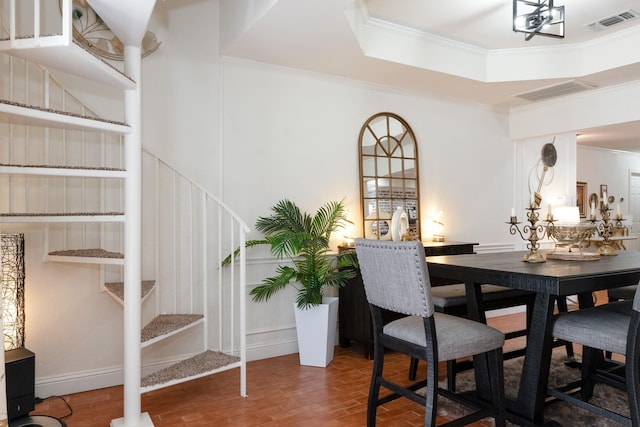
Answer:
[0, 162, 124, 171]
[2, 212, 124, 217]
[141, 350, 239, 389]
[141, 314, 204, 343]
[48, 248, 124, 258]
[105, 281, 155, 302]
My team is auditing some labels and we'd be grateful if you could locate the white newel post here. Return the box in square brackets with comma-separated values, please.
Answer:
[118, 44, 147, 427]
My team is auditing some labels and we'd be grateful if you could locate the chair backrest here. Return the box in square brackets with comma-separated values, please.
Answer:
[355, 238, 433, 317]
[633, 283, 640, 313]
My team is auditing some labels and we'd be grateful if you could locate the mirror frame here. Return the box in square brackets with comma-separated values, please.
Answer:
[358, 112, 421, 241]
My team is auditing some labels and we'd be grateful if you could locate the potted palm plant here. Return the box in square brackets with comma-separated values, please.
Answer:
[224, 198, 357, 366]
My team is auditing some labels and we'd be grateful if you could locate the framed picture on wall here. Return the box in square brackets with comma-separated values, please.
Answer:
[576, 181, 587, 218]
[600, 184, 608, 198]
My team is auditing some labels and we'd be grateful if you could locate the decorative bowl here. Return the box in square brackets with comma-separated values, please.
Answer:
[546, 223, 596, 247]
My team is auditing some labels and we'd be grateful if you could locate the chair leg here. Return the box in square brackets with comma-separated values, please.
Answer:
[580, 346, 598, 400]
[628, 353, 640, 427]
[556, 297, 575, 359]
[488, 348, 506, 427]
[627, 321, 640, 427]
[446, 359, 456, 392]
[424, 352, 438, 427]
[367, 339, 384, 427]
[408, 356, 418, 380]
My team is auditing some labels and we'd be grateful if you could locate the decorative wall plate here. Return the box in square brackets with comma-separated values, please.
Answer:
[60, 0, 160, 61]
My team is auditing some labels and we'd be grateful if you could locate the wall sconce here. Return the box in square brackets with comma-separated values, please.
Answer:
[1, 233, 25, 351]
[431, 210, 445, 242]
[513, 0, 565, 41]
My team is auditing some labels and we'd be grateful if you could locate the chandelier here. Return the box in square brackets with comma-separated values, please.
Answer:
[513, 0, 565, 41]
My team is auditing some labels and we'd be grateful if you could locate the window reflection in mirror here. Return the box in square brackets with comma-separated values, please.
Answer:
[359, 113, 420, 241]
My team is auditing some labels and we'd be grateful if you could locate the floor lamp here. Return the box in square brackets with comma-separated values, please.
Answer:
[2, 234, 66, 427]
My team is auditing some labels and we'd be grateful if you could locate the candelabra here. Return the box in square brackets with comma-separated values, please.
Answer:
[508, 206, 546, 263]
[588, 205, 616, 256]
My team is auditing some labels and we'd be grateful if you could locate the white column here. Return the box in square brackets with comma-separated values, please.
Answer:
[111, 44, 150, 427]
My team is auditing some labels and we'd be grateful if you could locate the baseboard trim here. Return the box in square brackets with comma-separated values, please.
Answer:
[35, 341, 300, 397]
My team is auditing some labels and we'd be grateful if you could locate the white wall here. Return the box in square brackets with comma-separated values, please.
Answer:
[220, 59, 516, 357]
[142, 0, 223, 194]
[221, 60, 513, 245]
[577, 146, 640, 249]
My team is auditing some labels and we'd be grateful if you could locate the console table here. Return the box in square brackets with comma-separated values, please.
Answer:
[338, 241, 477, 359]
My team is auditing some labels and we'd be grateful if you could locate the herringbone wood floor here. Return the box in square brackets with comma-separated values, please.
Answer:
[32, 313, 527, 426]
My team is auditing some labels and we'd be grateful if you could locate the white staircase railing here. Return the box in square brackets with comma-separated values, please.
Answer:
[142, 148, 248, 394]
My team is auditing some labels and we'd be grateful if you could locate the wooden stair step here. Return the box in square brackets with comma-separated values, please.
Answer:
[141, 314, 204, 346]
[141, 350, 240, 393]
[104, 281, 156, 305]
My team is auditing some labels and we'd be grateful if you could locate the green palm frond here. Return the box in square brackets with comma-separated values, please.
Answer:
[249, 265, 298, 302]
[220, 239, 269, 266]
[223, 198, 358, 310]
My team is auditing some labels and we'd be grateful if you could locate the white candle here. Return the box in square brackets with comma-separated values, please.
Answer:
[617, 203, 621, 216]
[511, 207, 515, 217]
[603, 191, 608, 209]
[590, 201, 595, 217]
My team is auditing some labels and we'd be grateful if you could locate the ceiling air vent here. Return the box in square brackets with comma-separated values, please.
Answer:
[585, 9, 640, 32]
[515, 80, 597, 102]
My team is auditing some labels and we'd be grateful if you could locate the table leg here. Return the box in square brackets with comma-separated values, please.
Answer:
[465, 282, 493, 398]
[512, 292, 556, 424]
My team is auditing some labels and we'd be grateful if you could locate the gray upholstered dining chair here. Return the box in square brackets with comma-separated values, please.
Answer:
[413, 284, 573, 392]
[549, 284, 640, 426]
[409, 283, 536, 391]
[354, 238, 506, 427]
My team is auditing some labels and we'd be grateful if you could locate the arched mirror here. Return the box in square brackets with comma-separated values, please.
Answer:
[359, 113, 420, 241]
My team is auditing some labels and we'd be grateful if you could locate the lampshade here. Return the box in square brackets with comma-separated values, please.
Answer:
[1, 233, 25, 351]
[553, 206, 580, 224]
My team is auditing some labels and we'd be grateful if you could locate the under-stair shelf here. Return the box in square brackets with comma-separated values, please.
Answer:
[105, 281, 156, 306]
[0, 100, 130, 134]
[0, 38, 135, 90]
[141, 314, 205, 348]
[47, 248, 125, 265]
[141, 350, 241, 394]
[0, 212, 124, 223]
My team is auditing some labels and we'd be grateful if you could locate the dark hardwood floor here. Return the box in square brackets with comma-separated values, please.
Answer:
[31, 312, 528, 426]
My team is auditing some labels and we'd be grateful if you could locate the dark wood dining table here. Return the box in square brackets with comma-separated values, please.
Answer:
[426, 250, 640, 426]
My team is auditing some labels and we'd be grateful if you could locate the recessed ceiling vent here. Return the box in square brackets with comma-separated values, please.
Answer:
[585, 9, 640, 32]
[515, 80, 597, 102]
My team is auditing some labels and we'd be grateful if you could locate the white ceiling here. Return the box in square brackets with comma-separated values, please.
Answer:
[221, 0, 640, 152]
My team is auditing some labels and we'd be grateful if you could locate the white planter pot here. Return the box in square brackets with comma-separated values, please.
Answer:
[293, 296, 339, 367]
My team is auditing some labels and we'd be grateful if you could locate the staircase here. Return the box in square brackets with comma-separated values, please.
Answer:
[0, 1, 247, 426]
